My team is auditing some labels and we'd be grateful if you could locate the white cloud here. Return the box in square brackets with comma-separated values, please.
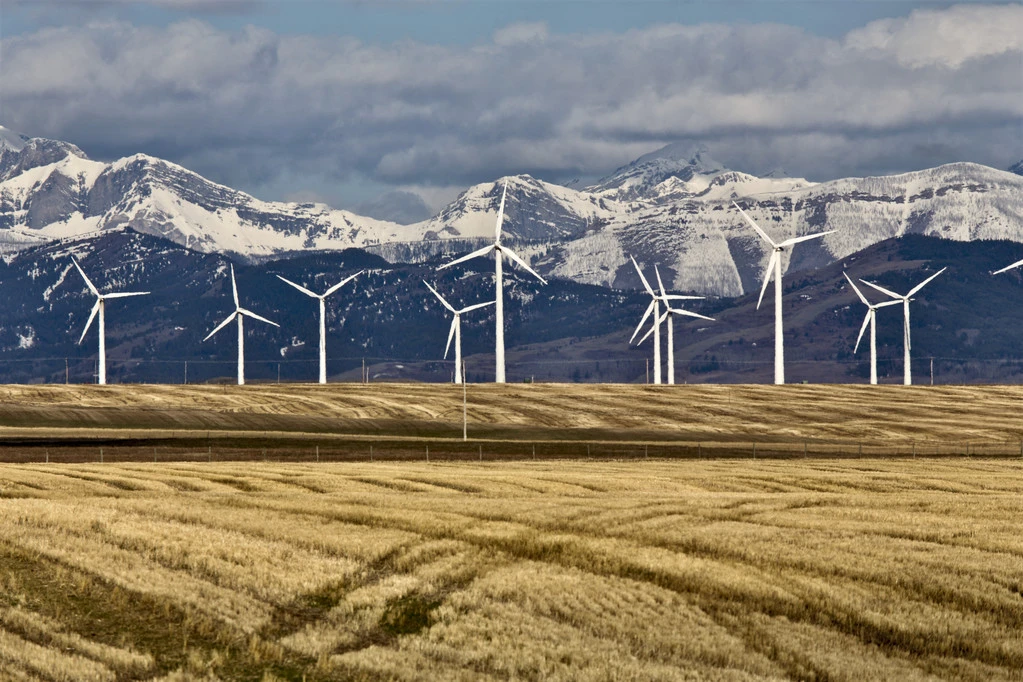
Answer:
[845, 4, 1023, 69]
[1, 4, 1020, 202]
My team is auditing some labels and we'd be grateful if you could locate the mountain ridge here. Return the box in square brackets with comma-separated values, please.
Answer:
[1, 126, 1021, 298]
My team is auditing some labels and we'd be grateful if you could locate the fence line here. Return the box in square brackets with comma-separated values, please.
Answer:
[2, 436, 1022, 464]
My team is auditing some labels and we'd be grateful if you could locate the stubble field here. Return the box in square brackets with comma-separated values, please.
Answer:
[1, 384, 1022, 680]
[0, 459, 1021, 680]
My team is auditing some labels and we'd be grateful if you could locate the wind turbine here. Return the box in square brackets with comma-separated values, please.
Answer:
[438, 179, 546, 383]
[630, 257, 663, 384]
[734, 201, 835, 384]
[859, 267, 946, 386]
[637, 270, 715, 385]
[423, 281, 494, 384]
[844, 272, 901, 385]
[276, 271, 363, 384]
[203, 264, 279, 385]
[70, 257, 149, 385]
[632, 259, 711, 384]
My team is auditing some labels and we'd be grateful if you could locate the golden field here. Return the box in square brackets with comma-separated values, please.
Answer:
[2, 384, 1023, 459]
[0, 459, 1021, 680]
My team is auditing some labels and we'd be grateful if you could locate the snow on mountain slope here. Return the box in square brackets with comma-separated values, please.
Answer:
[0, 140, 419, 258]
[412, 174, 622, 242]
[540, 162, 1023, 296]
[2, 126, 1021, 298]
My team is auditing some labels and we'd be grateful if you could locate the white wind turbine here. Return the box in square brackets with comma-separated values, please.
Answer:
[637, 266, 715, 385]
[630, 258, 710, 384]
[734, 201, 835, 384]
[276, 271, 363, 384]
[438, 179, 546, 383]
[71, 257, 149, 385]
[423, 281, 494, 384]
[844, 272, 901, 385]
[859, 268, 946, 386]
[203, 264, 279, 385]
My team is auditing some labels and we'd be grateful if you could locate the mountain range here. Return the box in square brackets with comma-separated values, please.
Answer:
[2, 126, 1021, 299]
[2, 226, 1023, 385]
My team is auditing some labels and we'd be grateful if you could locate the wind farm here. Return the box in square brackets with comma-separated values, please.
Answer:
[2, 0, 1019, 679]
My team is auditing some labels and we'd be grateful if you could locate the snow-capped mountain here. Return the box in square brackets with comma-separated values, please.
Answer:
[540, 161, 1023, 296]
[2, 125, 1021, 298]
[0, 125, 419, 258]
[1009, 160, 1023, 176]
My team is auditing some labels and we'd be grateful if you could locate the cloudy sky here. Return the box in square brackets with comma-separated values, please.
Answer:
[1, 0, 1021, 211]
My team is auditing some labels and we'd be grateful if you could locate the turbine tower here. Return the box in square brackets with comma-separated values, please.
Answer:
[423, 281, 494, 384]
[276, 270, 363, 384]
[734, 201, 835, 385]
[859, 268, 946, 386]
[438, 179, 546, 383]
[204, 264, 279, 385]
[844, 272, 900, 385]
[70, 257, 149, 385]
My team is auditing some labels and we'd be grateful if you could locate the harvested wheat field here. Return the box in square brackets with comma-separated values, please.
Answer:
[3, 384, 1023, 461]
[0, 459, 1021, 680]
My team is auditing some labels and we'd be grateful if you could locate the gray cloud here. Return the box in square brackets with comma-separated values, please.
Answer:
[1, 4, 1020, 204]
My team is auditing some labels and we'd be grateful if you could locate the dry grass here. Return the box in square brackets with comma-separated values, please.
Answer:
[0, 459, 1021, 680]
[2, 383, 1023, 446]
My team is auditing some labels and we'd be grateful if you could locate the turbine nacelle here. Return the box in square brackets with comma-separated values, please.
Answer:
[204, 264, 279, 343]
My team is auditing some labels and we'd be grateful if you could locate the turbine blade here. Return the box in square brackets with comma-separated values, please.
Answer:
[276, 275, 317, 298]
[239, 308, 280, 327]
[757, 251, 778, 310]
[502, 246, 547, 284]
[843, 272, 869, 306]
[637, 323, 656, 346]
[732, 201, 778, 248]
[423, 280, 456, 313]
[495, 180, 507, 242]
[78, 300, 100, 344]
[654, 264, 667, 298]
[71, 257, 99, 296]
[444, 317, 457, 359]
[993, 258, 1023, 275]
[854, 310, 871, 354]
[875, 299, 902, 309]
[630, 301, 655, 343]
[230, 264, 239, 307]
[103, 291, 149, 299]
[859, 279, 903, 300]
[203, 311, 237, 342]
[906, 266, 947, 298]
[662, 294, 704, 301]
[459, 300, 495, 314]
[630, 256, 656, 297]
[778, 230, 836, 248]
[904, 310, 911, 352]
[438, 245, 494, 270]
[323, 270, 363, 298]
[668, 307, 715, 321]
